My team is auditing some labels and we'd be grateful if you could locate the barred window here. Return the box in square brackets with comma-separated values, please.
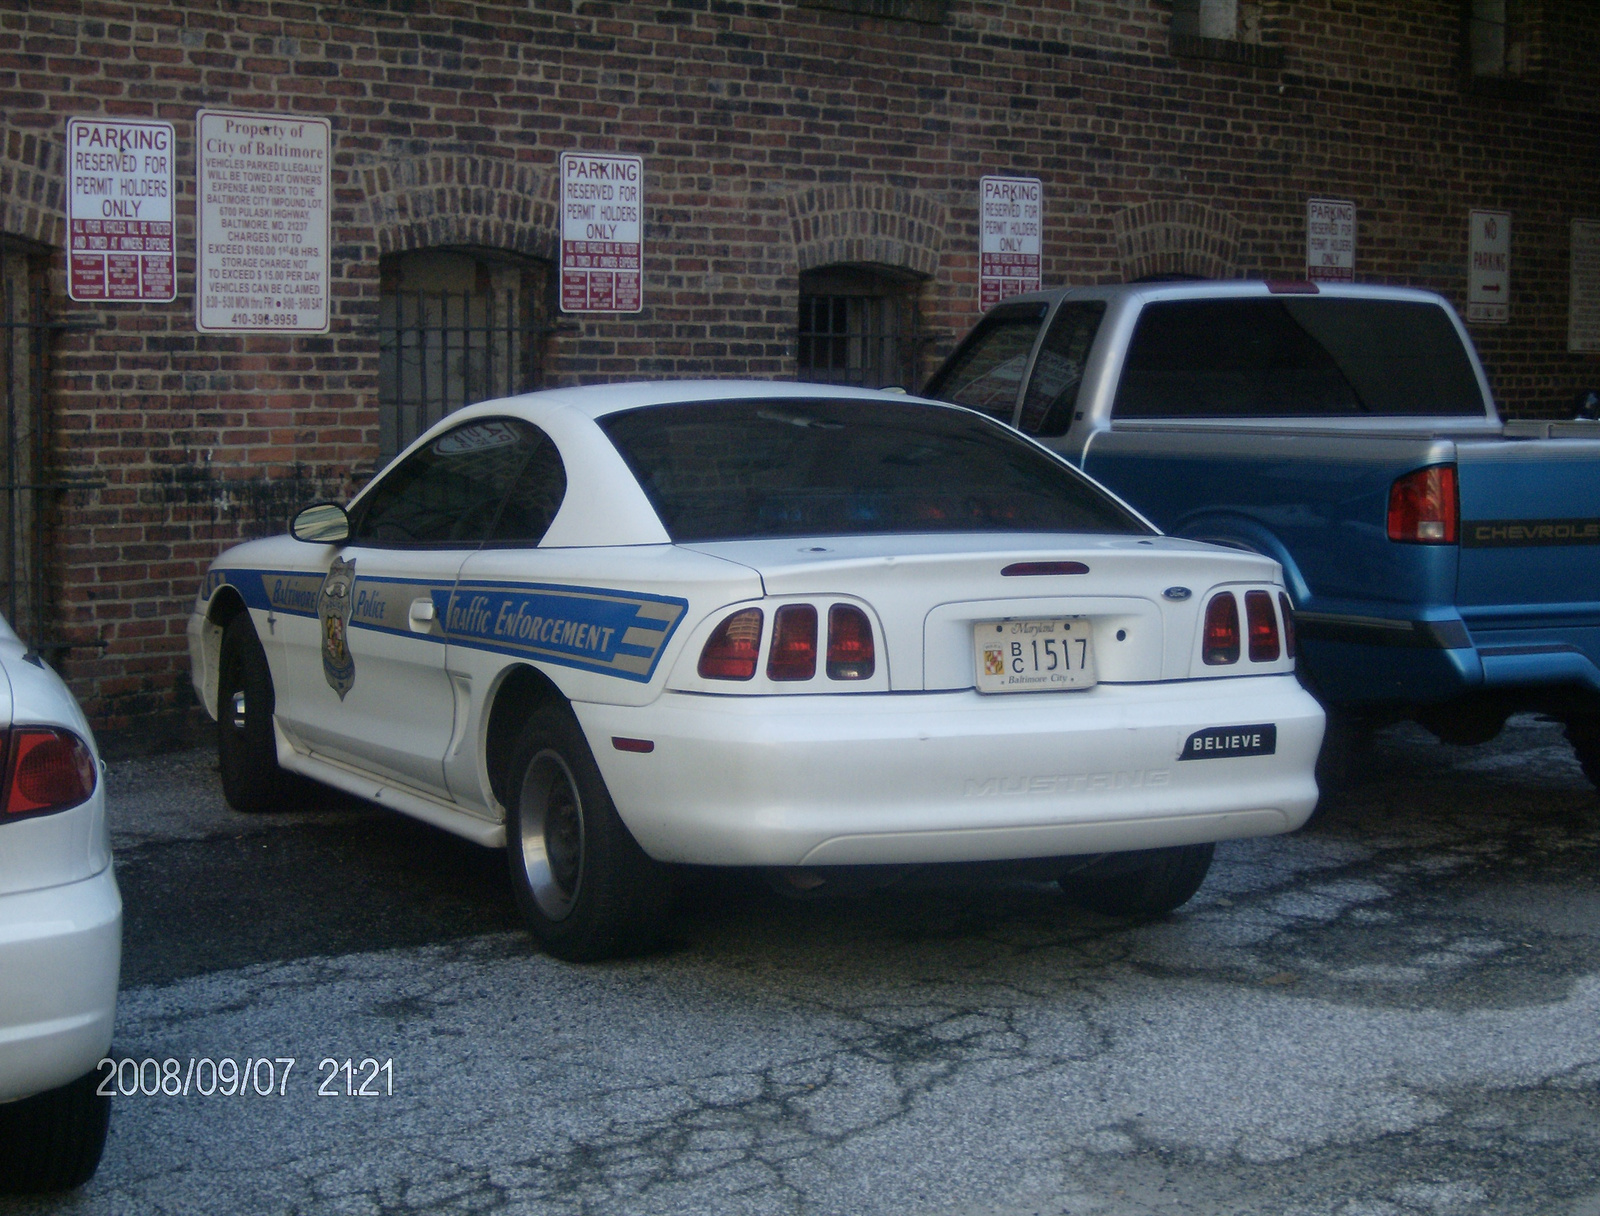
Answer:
[1466, 0, 1529, 77]
[797, 266, 922, 391]
[378, 250, 548, 464]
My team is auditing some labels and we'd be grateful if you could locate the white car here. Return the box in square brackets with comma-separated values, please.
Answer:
[0, 618, 119, 1193]
[188, 382, 1324, 960]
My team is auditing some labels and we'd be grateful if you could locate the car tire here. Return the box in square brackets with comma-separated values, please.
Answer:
[217, 613, 284, 813]
[1057, 843, 1215, 919]
[0, 1069, 111, 1194]
[504, 704, 674, 962]
[1564, 714, 1600, 790]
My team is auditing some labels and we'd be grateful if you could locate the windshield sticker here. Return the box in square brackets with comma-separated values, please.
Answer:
[431, 420, 521, 456]
[318, 557, 356, 699]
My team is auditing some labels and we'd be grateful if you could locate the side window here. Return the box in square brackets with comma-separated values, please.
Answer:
[922, 302, 1047, 423]
[350, 418, 553, 547]
[1017, 302, 1106, 437]
[486, 436, 567, 545]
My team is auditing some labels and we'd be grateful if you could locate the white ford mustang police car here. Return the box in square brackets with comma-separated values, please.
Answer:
[188, 382, 1324, 960]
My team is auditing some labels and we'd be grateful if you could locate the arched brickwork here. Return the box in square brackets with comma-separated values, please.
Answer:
[788, 184, 946, 277]
[357, 155, 560, 260]
[0, 124, 65, 245]
[1113, 200, 1240, 281]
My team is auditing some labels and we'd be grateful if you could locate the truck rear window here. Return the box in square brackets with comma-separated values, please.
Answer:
[600, 398, 1152, 542]
[920, 302, 1047, 422]
[1114, 298, 1486, 419]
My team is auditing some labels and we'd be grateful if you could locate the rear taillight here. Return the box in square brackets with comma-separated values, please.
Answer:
[1245, 590, 1280, 662]
[2, 728, 97, 818]
[1203, 593, 1240, 665]
[827, 604, 875, 680]
[1388, 465, 1458, 544]
[698, 608, 763, 680]
[1279, 592, 1296, 659]
[767, 605, 818, 681]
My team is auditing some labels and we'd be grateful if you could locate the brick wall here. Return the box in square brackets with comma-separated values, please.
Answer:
[1, 0, 1597, 741]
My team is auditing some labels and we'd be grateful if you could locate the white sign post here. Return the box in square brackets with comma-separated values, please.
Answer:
[560, 152, 644, 314]
[1306, 198, 1356, 283]
[1568, 219, 1600, 354]
[66, 118, 176, 303]
[1468, 209, 1511, 325]
[979, 176, 1042, 310]
[196, 110, 331, 334]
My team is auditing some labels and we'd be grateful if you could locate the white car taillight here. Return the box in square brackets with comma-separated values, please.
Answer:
[1245, 590, 1280, 662]
[768, 604, 818, 681]
[1280, 592, 1297, 659]
[1203, 593, 1240, 665]
[1, 727, 98, 820]
[699, 608, 763, 680]
[826, 604, 875, 680]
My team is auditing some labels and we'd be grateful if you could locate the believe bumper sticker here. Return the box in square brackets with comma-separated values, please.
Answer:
[1179, 724, 1277, 760]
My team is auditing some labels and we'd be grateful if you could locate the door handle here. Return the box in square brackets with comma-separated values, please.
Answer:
[408, 598, 437, 633]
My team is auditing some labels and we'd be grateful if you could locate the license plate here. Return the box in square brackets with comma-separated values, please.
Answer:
[973, 618, 1096, 693]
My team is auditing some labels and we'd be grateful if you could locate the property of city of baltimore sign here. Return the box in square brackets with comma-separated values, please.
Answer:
[560, 152, 644, 314]
[1468, 209, 1511, 325]
[979, 176, 1042, 310]
[1305, 198, 1356, 282]
[196, 110, 331, 333]
[66, 118, 176, 303]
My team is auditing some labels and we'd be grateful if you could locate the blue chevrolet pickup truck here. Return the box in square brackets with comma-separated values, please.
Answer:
[925, 280, 1600, 784]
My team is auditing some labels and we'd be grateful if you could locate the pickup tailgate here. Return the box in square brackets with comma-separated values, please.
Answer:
[1456, 438, 1600, 621]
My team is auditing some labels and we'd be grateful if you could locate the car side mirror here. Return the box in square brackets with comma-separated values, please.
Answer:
[290, 502, 350, 543]
[1573, 389, 1600, 421]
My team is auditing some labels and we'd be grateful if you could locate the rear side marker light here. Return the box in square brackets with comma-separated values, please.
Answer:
[1279, 592, 1297, 659]
[2, 728, 97, 819]
[612, 737, 655, 753]
[1388, 465, 1458, 544]
[1001, 561, 1089, 577]
[1203, 593, 1241, 665]
[699, 608, 763, 680]
[827, 604, 875, 680]
[1245, 589, 1280, 662]
[768, 604, 818, 681]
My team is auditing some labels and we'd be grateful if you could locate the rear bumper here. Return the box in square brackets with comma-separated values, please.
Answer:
[577, 675, 1324, 867]
[0, 865, 121, 1104]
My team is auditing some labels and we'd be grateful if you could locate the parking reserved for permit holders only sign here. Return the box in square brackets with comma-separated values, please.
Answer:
[66, 117, 176, 303]
[979, 176, 1042, 309]
[560, 152, 643, 313]
[195, 110, 331, 334]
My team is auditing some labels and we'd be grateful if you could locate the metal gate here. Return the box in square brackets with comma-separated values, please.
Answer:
[0, 241, 74, 655]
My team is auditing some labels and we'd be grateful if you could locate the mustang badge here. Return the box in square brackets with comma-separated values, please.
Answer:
[318, 557, 356, 699]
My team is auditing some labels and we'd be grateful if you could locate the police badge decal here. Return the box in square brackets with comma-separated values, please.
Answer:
[318, 557, 356, 699]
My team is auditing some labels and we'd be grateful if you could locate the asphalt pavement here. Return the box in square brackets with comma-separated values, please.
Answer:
[7, 716, 1600, 1215]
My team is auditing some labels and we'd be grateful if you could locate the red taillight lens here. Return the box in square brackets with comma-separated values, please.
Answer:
[1388, 465, 1458, 544]
[1203, 593, 1240, 665]
[767, 604, 818, 681]
[1245, 589, 1280, 662]
[826, 604, 875, 680]
[3, 728, 97, 818]
[698, 608, 763, 680]
[1279, 592, 1297, 659]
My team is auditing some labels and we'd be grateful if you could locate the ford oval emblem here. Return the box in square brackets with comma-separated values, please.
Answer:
[1163, 586, 1192, 601]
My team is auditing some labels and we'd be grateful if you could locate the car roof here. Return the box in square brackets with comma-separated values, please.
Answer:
[464, 379, 932, 423]
[990, 279, 1455, 310]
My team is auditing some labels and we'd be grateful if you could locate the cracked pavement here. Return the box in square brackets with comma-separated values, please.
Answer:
[7, 716, 1600, 1215]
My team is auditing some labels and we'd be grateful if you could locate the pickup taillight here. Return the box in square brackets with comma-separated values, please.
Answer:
[1388, 465, 1458, 544]
[0, 727, 98, 820]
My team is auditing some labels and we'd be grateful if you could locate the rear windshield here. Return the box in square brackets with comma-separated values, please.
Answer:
[1113, 298, 1487, 419]
[600, 398, 1151, 542]
[920, 302, 1047, 422]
